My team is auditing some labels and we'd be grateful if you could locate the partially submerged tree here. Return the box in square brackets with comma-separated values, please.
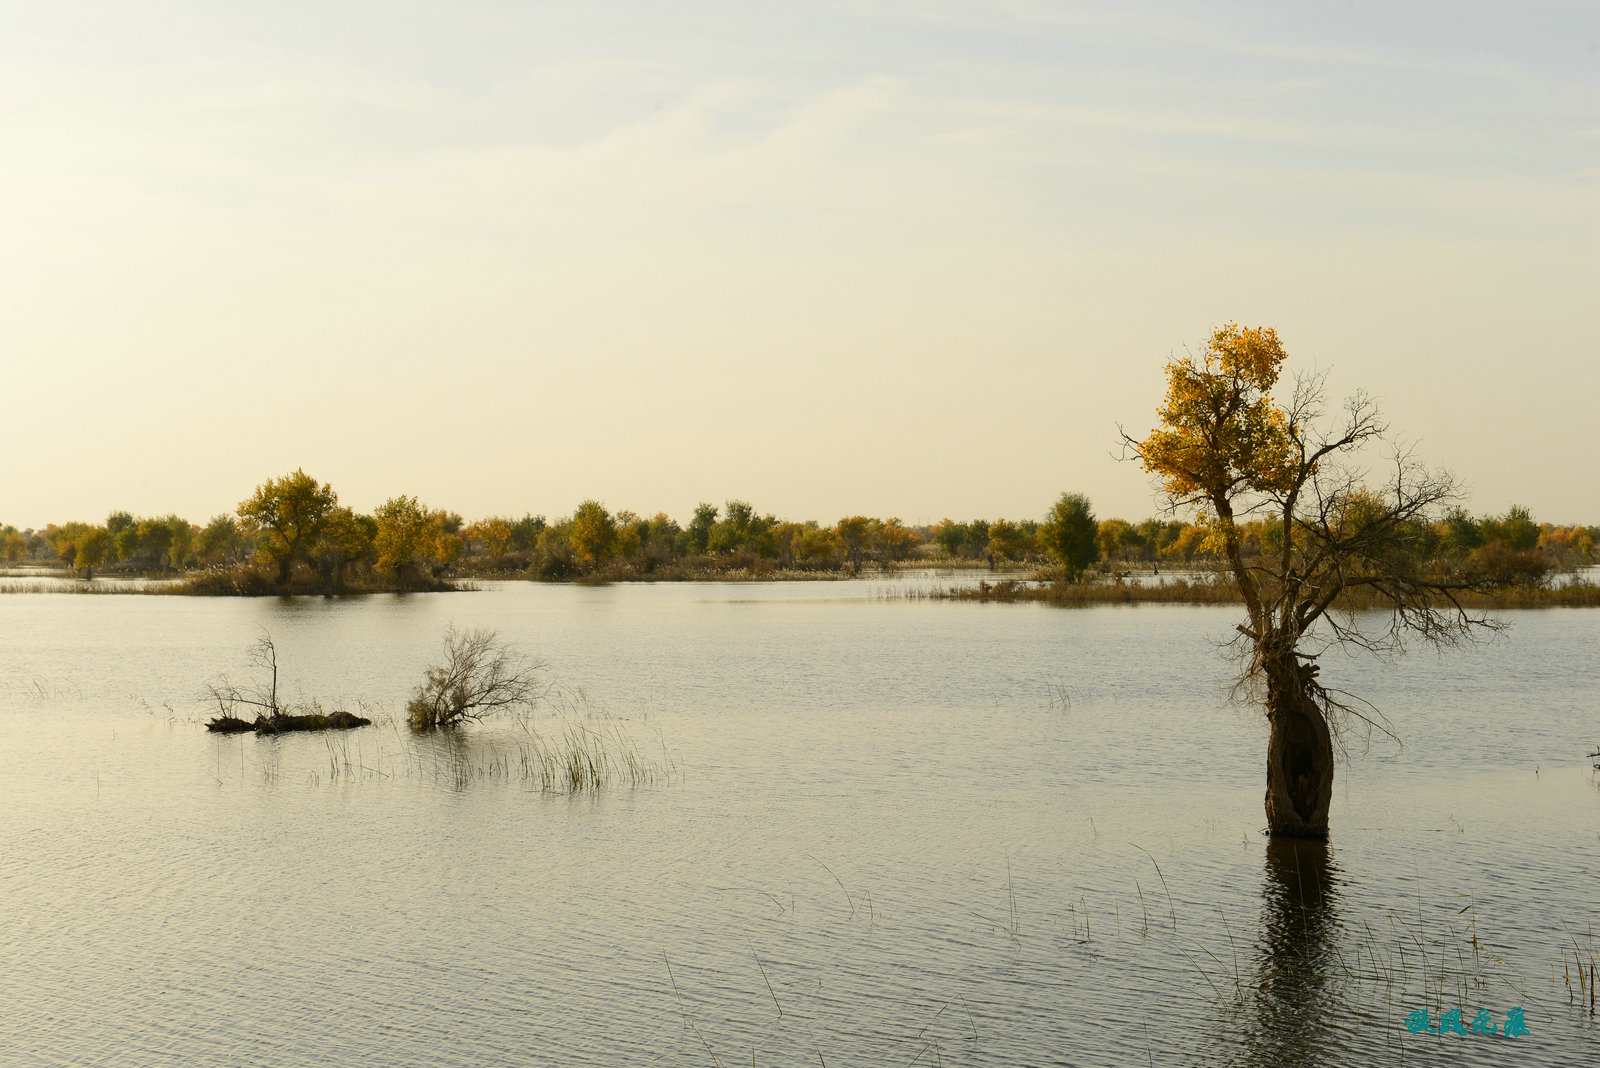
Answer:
[407, 626, 549, 730]
[1123, 323, 1498, 839]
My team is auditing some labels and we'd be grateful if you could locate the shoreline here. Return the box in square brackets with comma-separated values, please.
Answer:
[5, 564, 1598, 609]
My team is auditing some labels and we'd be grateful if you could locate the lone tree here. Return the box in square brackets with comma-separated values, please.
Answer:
[1123, 324, 1497, 839]
[407, 626, 548, 730]
[1040, 492, 1100, 579]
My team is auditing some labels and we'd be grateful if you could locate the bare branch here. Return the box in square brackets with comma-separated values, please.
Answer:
[407, 626, 550, 730]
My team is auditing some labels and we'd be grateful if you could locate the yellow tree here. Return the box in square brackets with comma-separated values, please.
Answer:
[873, 518, 920, 562]
[1125, 324, 1495, 838]
[795, 525, 839, 569]
[835, 516, 873, 572]
[238, 469, 339, 589]
[569, 500, 618, 573]
[468, 516, 515, 557]
[1094, 517, 1136, 563]
[312, 507, 376, 591]
[74, 526, 111, 579]
[375, 496, 451, 587]
[986, 519, 1028, 565]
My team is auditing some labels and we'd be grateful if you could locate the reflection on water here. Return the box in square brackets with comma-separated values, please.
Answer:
[1237, 839, 1341, 1068]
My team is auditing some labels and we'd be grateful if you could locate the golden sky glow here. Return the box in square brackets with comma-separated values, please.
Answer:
[3, 1, 1596, 527]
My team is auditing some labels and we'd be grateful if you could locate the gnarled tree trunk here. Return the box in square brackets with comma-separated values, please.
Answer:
[1262, 649, 1334, 838]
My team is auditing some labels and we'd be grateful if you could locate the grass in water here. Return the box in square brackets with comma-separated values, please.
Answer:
[404, 716, 675, 793]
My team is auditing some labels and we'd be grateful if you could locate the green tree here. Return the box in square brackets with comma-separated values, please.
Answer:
[238, 469, 339, 588]
[161, 515, 195, 570]
[967, 519, 991, 561]
[709, 499, 777, 558]
[683, 503, 718, 556]
[1436, 506, 1482, 556]
[131, 517, 173, 570]
[931, 519, 966, 559]
[510, 514, 547, 552]
[1138, 518, 1185, 558]
[112, 524, 142, 563]
[105, 511, 136, 539]
[612, 510, 646, 561]
[633, 512, 681, 573]
[198, 514, 251, 565]
[1491, 505, 1539, 552]
[1125, 323, 1495, 839]
[772, 521, 805, 567]
[1040, 493, 1100, 579]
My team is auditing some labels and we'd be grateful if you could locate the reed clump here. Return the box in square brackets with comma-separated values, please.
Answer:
[409, 718, 672, 792]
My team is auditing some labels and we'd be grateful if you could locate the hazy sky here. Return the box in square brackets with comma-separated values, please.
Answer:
[4, 1, 1596, 529]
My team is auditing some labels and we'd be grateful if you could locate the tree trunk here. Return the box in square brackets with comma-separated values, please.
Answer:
[1262, 651, 1334, 839]
[275, 555, 293, 589]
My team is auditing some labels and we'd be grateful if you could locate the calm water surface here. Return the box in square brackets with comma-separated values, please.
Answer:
[2, 580, 1597, 1066]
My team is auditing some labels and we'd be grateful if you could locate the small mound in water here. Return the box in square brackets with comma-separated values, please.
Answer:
[206, 711, 372, 734]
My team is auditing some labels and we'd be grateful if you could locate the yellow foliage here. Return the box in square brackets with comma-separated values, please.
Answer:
[1136, 324, 1297, 505]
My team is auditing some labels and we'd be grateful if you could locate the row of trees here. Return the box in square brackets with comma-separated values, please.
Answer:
[4, 476, 1593, 588]
[3, 471, 465, 590]
[506, 494, 1103, 579]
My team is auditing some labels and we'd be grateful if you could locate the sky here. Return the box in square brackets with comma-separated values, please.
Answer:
[3, 1, 1596, 530]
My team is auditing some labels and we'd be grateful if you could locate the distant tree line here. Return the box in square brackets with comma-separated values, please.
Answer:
[2, 470, 1594, 593]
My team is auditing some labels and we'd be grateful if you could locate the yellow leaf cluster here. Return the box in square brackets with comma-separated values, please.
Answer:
[1137, 324, 1296, 504]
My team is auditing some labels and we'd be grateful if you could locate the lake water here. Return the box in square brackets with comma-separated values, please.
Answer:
[2, 579, 1597, 1066]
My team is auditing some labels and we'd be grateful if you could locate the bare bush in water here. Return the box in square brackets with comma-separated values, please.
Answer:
[205, 631, 370, 733]
[407, 625, 549, 730]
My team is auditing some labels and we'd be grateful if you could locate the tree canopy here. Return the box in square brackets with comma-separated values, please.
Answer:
[238, 469, 338, 588]
[1041, 492, 1100, 579]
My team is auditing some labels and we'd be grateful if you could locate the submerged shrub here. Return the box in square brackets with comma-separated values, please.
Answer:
[407, 626, 548, 731]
